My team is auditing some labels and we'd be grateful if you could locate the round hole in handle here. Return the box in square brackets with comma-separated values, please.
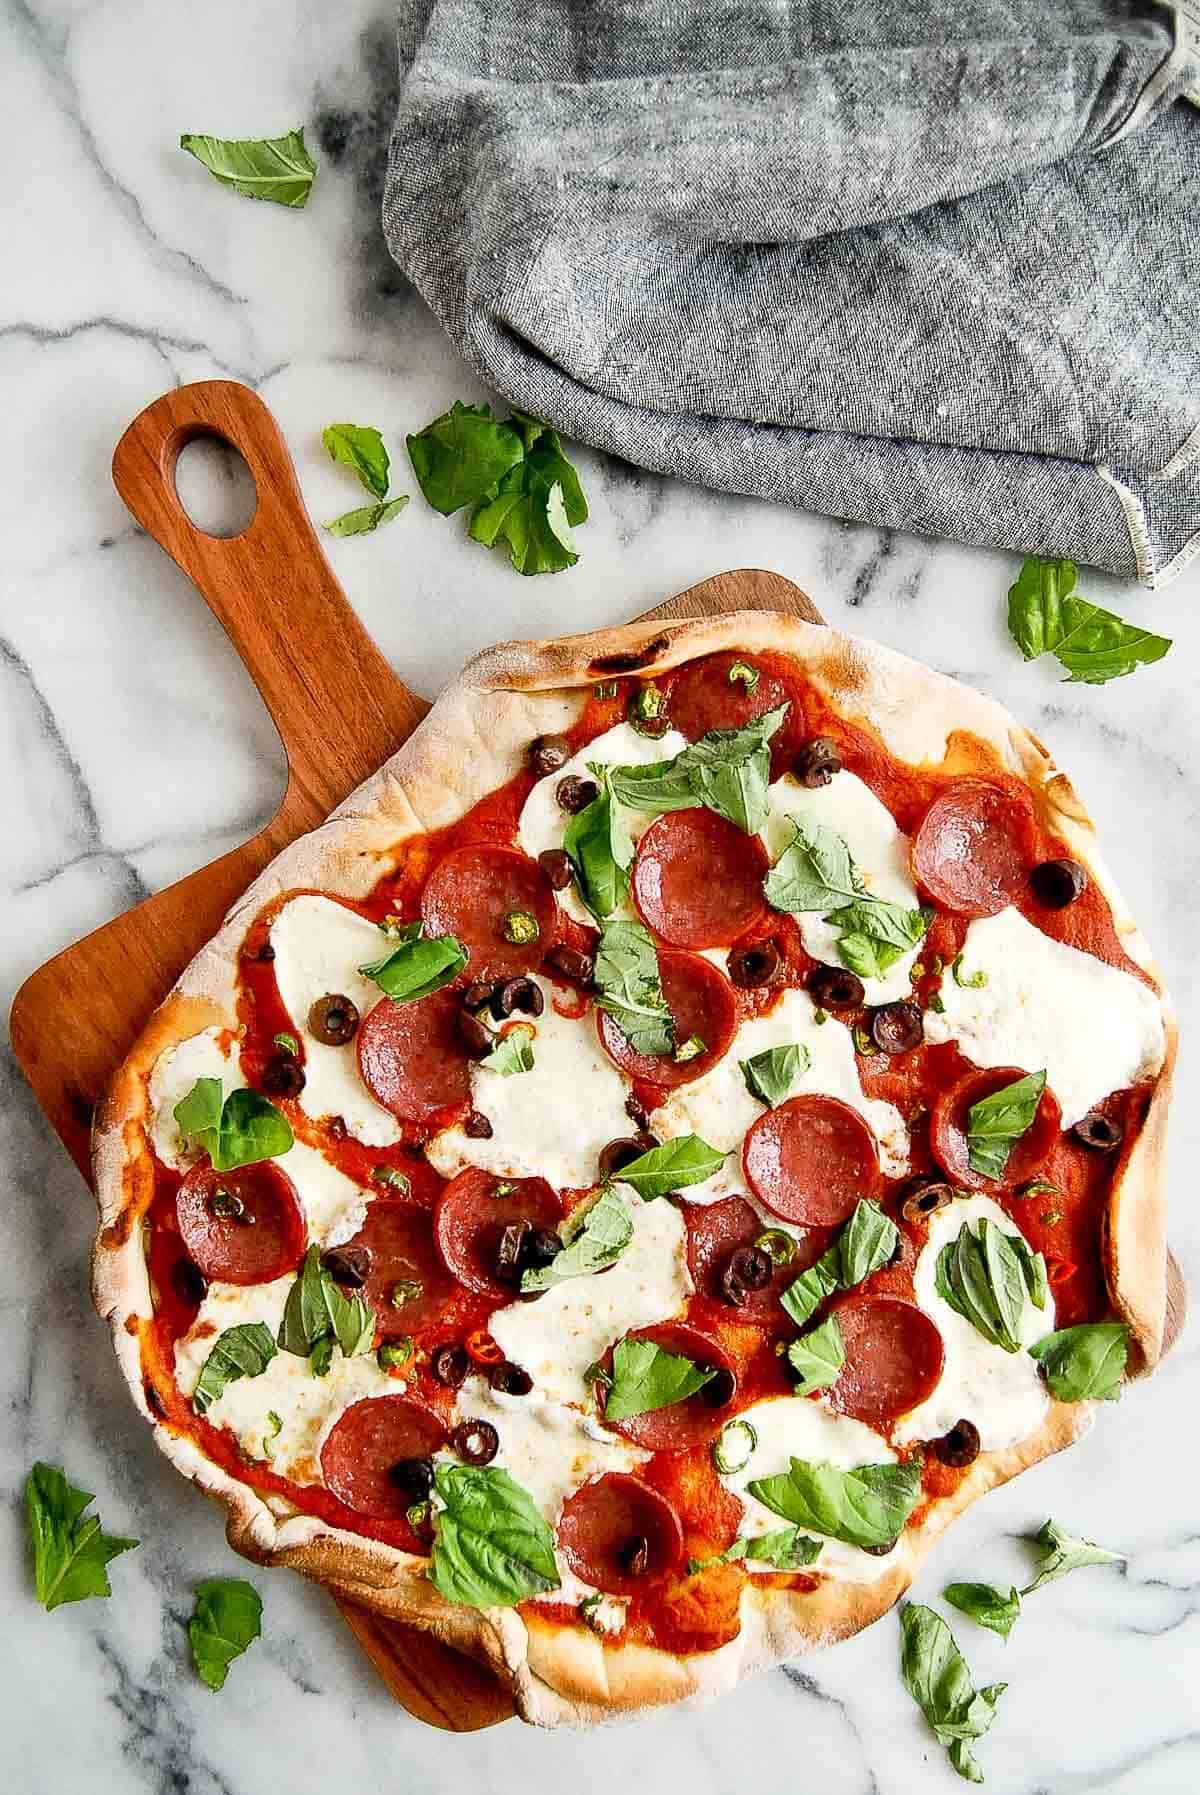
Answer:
[173, 432, 259, 539]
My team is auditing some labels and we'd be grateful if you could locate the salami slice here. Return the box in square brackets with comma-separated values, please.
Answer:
[828, 1297, 945, 1429]
[176, 1160, 305, 1285]
[685, 1196, 827, 1326]
[357, 990, 472, 1124]
[598, 949, 737, 1086]
[603, 1321, 736, 1451]
[320, 1396, 446, 1531]
[344, 1199, 456, 1337]
[743, 1094, 880, 1227]
[930, 1064, 1062, 1190]
[421, 846, 558, 979]
[557, 1473, 685, 1596]
[666, 652, 801, 778]
[433, 1167, 562, 1298]
[911, 781, 1034, 917]
[632, 810, 767, 949]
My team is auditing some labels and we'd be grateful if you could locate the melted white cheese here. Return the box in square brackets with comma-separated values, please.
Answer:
[894, 1194, 1053, 1452]
[517, 721, 688, 925]
[455, 1377, 644, 1525]
[425, 981, 633, 1189]
[148, 1028, 230, 1167]
[487, 1195, 691, 1407]
[650, 987, 909, 1203]
[923, 907, 1165, 1127]
[718, 1395, 900, 1584]
[762, 770, 923, 1003]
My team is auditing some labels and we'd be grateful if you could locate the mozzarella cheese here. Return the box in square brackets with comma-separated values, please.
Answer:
[517, 721, 688, 925]
[269, 895, 401, 1147]
[717, 1396, 901, 1584]
[894, 1194, 1053, 1451]
[148, 1028, 230, 1167]
[762, 770, 924, 1003]
[425, 980, 633, 1189]
[487, 1195, 691, 1407]
[923, 907, 1165, 1127]
[455, 1377, 644, 1525]
[650, 987, 909, 1202]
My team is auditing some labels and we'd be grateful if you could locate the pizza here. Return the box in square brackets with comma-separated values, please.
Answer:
[92, 611, 1174, 1727]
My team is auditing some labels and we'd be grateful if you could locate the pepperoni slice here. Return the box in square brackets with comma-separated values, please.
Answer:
[666, 652, 801, 778]
[632, 810, 767, 949]
[421, 846, 558, 979]
[357, 990, 472, 1124]
[557, 1474, 685, 1596]
[320, 1396, 446, 1534]
[597, 950, 737, 1086]
[433, 1168, 562, 1298]
[603, 1321, 736, 1451]
[175, 1161, 306, 1285]
[685, 1196, 827, 1326]
[343, 1199, 456, 1337]
[930, 1064, 1062, 1190]
[743, 1094, 880, 1227]
[828, 1297, 945, 1428]
[911, 781, 1035, 917]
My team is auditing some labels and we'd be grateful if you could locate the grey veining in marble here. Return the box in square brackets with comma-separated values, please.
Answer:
[2, 4, 1198, 1791]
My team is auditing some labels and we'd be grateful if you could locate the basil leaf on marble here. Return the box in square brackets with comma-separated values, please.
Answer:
[593, 920, 675, 1057]
[613, 1133, 725, 1201]
[277, 1246, 373, 1373]
[604, 1338, 716, 1422]
[740, 1043, 810, 1107]
[563, 773, 633, 921]
[899, 1603, 1006, 1784]
[965, 1070, 1046, 1180]
[194, 1323, 278, 1416]
[188, 1578, 263, 1691]
[1022, 1518, 1125, 1592]
[360, 928, 468, 1003]
[324, 496, 409, 537]
[943, 1581, 1022, 1641]
[174, 1080, 293, 1172]
[407, 402, 525, 515]
[179, 128, 316, 206]
[430, 1463, 560, 1608]
[25, 1463, 138, 1612]
[785, 1314, 845, 1396]
[779, 1199, 898, 1327]
[1028, 1323, 1129, 1402]
[479, 1027, 535, 1077]
[469, 430, 588, 576]
[610, 707, 786, 835]
[520, 1187, 632, 1293]
[1007, 555, 1171, 685]
[322, 423, 391, 499]
[935, 1216, 1043, 1354]
[764, 820, 863, 915]
[748, 1457, 921, 1551]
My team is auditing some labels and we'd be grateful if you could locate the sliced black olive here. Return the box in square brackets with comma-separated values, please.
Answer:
[701, 1367, 737, 1409]
[556, 775, 598, 814]
[464, 978, 500, 1012]
[793, 736, 842, 789]
[901, 1178, 957, 1224]
[1072, 1111, 1123, 1152]
[862, 1538, 898, 1557]
[522, 1228, 563, 1270]
[494, 976, 545, 1019]
[489, 1361, 534, 1396]
[431, 1344, 470, 1389]
[809, 965, 865, 1009]
[327, 1116, 348, 1142]
[321, 1245, 371, 1288]
[208, 1187, 245, 1220]
[625, 1092, 650, 1129]
[463, 1110, 493, 1140]
[261, 1055, 306, 1099]
[598, 1136, 656, 1180]
[171, 1257, 208, 1306]
[450, 1420, 500, 1466]
[308, 993, 360, 1046]
[254, 942, 276, 963]
[870, 1000, 924, 1055]
[388, 1456, 434, 1500]
[495, 1219, 531, 1286]
[728, 940, 783, 990]
[1030, 858, 1088, 909]
[618, 1534, 650, 1578]
[720, 1245, 772, 1308]
[933, 1418, 981, 1468]
[528, 734, 571, 779]
[457, 1008, 495, 1059]
[544, 943, 595, 987]
[537, 849, 573, 891]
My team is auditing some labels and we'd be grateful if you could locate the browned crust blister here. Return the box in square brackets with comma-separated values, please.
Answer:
[90, 611, 1175, 1728]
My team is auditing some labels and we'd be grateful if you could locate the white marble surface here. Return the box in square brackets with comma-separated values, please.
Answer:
[3, 3, 1199, 1789]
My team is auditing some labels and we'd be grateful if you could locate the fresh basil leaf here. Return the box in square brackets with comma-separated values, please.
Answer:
[25, 1463, 138, 1611]
[740, 1043, 809, 1107]
[834, 897, 930, 978]
[785, 1314, 845, 1396]
[593, 920, 675, 1057]
[743, 1526, 822, 1569]
[520, 1187, 632, 1292]
[604, 1337, 717, 1422]
[608, 706, 786, 835]
[321, 423, 390, 500]
[360, 929, 469, 1003]
[173, 1077, 223, 1163]
[1022, 1518, 1125, 1593]
[277, 1245, 373, 1371]
[764, 820, 863, 915]
[188, 1578, 263, 1691]
[900, 1603, 1006, 1784]
[1028, 1322, 1128, 1402]
[193, 1323, 278, 1416]
[1007, 555, 1171, 685]
[406, 402, 525, 515]
[179, 128, 316, 207]
[563, 776, 632, 921]
[613, 1133, 725, 1201]
[779, 1248, 841, 1328]
[469, 429, 588, 575]
[748, 1457, 921, 1550]
[1009, 1233, 1049, 1310]
[606, 757, 698, 817]
[429, 1463, 560, 1607]
[943, 1581, 1022, 1641]
[479, 1027, 535, 1077]
[324, 496, 409, 537]
[935, 1216, 1033, 1353]
[213, 1089, 294, 1171]
[965, 1069, 1046, 1180]
[837, 1199, 900, 1286]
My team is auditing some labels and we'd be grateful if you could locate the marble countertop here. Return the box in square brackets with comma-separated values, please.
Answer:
[3, 3, 1198, 1790]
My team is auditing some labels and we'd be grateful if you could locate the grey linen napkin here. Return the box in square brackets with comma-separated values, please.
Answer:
[383, 2, 1200, 586]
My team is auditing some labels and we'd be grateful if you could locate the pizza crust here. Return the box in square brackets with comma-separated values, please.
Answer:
[90, 610, 1174, 1727]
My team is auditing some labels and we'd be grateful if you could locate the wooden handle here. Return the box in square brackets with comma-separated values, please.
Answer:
[111, 380, 427, 820]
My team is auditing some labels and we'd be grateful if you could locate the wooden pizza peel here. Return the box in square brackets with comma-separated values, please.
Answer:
[9, 380, 1185, 1731]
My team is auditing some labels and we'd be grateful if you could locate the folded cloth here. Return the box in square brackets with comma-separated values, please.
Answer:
[383, 1, 1200, 585]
